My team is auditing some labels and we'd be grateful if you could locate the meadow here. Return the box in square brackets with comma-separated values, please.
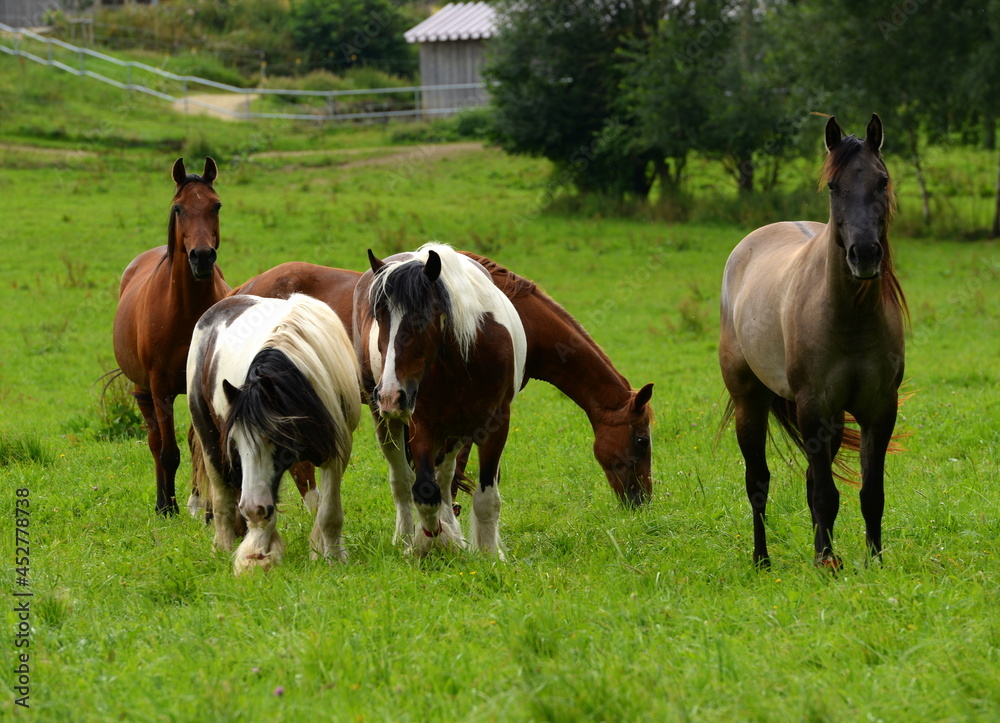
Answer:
[1, 56, 999, 720]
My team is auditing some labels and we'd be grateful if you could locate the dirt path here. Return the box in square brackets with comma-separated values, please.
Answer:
[257, 141, 486, 169]
[172, 93, 260, 121]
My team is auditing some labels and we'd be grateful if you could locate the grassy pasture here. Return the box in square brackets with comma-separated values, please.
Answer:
[1, 56, 1000, 720]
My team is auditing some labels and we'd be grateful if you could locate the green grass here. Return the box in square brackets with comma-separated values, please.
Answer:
[1, 54, 999, 720]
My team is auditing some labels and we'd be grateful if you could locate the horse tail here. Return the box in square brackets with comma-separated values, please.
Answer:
[720, 391, 907, 487]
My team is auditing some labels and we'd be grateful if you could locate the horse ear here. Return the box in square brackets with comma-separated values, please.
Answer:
[866, 113, 884, 153]
[202, 157, 218, 185]
[824, 116, 844, 152]
[172, 158, 187, 186]
[222, 379, 241, 405]
[424, 250, 442, 282]
[633, 383, 653, 411]
[368, 249, 386, 273]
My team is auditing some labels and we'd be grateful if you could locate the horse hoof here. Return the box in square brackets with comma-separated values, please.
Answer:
[815, 554, 843, 571]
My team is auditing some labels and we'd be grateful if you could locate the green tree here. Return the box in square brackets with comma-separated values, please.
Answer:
[289, 0, 417, 76]
[486, 0, 669, 200]
[782, 0, 996, 227]
[627, 0, 801, 196]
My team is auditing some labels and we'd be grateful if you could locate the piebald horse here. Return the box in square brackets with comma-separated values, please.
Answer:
[225, 255, 654, 506]
[187, 294, 361, 574]
[113, 158, 229, 514]
[720, 114, 907, 569]
[355, 243, 527, 557]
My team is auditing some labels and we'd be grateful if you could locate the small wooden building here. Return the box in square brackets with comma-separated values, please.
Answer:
[404, 2, 496, 116]
[0, 0, 61, 27]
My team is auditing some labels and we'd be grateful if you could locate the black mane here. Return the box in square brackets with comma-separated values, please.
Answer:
[369, 258, 452, 329]
[222, 347, 338, 468]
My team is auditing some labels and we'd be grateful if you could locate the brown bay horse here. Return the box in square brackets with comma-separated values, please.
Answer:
[225, 253, 654, 508]
[719, 115, 907, 568]
[113, 158, 230, 515]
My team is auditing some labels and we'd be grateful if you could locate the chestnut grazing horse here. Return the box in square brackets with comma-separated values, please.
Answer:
[719, 114, 907, 569]
[113, 158, 229, 515]
[226, 255, 654, 506]
[355, 243, 526, 557]
[187, 294, 361, 574]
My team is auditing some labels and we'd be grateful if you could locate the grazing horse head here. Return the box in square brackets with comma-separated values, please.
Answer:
[188, 294, 361, 573]
[593, 382, 654, 507]
[366, 248, 451, 420]
[221, 349, 339, 526]
[822, 114, 893, 281]
[170, 157, 222, 281]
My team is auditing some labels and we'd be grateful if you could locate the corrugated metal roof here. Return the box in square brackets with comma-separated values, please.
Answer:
[404, 2, 497, 44]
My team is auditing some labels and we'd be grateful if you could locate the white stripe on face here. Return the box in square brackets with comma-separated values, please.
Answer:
[367, 320, 383, 382]
[375, 309, 406, 415]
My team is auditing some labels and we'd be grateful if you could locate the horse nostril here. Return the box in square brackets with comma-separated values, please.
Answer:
[265, 504, 274, 519]
[397, 389, 407, 410]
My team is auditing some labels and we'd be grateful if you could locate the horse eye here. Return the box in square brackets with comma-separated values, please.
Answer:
[214, 202, 222, 212]
[827, 182, 839, 194]
[635, 436, 650, 449]
[878, 177, 889, 190]
[173, 204, 181, 215]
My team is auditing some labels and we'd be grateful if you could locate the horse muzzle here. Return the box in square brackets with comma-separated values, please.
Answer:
[189, 247, 218, 281]
[375, 382, 416, 420]
[846, 240, 883, 280]
[239, 491, 275, 526]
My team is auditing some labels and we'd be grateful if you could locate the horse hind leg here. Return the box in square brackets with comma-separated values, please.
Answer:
[470, 424, 509, 560]
[187, 426, 211, 521]
[310, 457, 349, 563]
[732, 389, 773, 567]
[435, 441, 465, 542]
[289, 462, 319, 514]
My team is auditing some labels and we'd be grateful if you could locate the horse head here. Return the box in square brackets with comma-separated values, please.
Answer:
[170, 157, 222, 281]
[592, 382, 654, 507]
[823, 114, 893, 281]
[367, 248, 448, 421]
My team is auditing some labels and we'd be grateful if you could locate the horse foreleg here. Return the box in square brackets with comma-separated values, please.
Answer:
[858, 407, 896, 562]
[374, 414, 416, 546]
[310, 457, 349, 563]
[146, 379, 180, 515]
[408, 426, 464, 557]
[470, 414, 510, 560]
[134, 387, 173, 515]
[798, 404, 841, 569]
[234, 514, 284, 575]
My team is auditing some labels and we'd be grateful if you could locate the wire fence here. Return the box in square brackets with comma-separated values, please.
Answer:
[0, 23, 488, 122]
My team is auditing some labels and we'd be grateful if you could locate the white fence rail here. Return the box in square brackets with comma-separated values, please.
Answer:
[0, 23, 487, 121]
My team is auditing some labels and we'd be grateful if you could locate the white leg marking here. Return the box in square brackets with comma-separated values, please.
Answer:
[301, 488, 319, 515]
[377, 418, 416, 546]
[233, 516, 284, 575]
[310, 459, 348, 563]
[471, 478, 504, 560]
